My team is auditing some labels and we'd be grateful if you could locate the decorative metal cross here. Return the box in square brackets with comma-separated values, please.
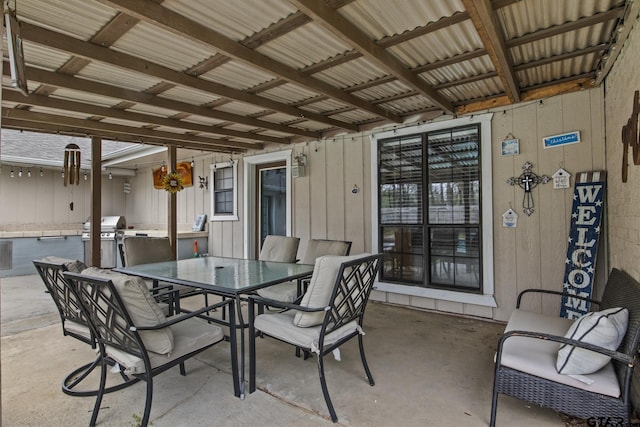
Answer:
[507, 161, 550, 216]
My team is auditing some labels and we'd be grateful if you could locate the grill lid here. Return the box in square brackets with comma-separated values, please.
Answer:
[83, 216, 126, 231]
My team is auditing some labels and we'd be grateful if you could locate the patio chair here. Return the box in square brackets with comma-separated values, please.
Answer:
[32, 257, 138, 397]
[248, 253, 382, 422]
[490, 268, 640, 426]
[63, 268, 237, 427]
[258, 234, 300, 263]
[121, 235, 207, 312]
[257, 239, 352, 303]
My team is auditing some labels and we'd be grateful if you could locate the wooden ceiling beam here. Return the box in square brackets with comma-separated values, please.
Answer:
[462, 0, 520, 103]
[1, 108, 255, 151]
[2, 90, 278, 146]
[291, 0, 454, 114]
[7, 61, 320, 139]
[20, 22, 356, 132]
[2, 119, 239, 153]
[97, 0, 401, 123]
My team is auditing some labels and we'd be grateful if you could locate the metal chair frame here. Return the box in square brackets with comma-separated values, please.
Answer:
[249, 254, 381, 422]
[64, 271, 237, 427]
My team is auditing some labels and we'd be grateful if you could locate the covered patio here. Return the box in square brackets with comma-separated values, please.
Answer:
[3, 0, 640, 425]
[1, 273, 564, 426]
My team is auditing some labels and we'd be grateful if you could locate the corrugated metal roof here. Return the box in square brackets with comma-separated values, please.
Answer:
[1, 0, 633, 164]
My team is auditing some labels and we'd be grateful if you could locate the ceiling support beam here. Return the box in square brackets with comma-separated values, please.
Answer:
[1, 108, 252, 151]
[19, 22, 355, 132]
[462, 0, 520, 103]
[97, 0, 401, 123]
[290, 0, 454, 114]
[6, 62, 319, 139]
[2, 90, 280, 146]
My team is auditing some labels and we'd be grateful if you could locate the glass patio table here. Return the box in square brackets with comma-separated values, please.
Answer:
[116, 256, 314, 399]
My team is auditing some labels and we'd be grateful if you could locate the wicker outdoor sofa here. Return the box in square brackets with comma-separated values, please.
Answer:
[491, 268, 640, 426]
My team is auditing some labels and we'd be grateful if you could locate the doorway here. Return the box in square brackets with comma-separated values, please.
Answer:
[243, 150, 292, 259]
[256, 161, 286, 256]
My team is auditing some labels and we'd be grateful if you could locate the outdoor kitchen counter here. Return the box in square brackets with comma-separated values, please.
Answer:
[0, 230, 82, 238]
[122, 230, 208, 239]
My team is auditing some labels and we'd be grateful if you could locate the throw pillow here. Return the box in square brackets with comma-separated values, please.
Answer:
[556, 307, 628, 375]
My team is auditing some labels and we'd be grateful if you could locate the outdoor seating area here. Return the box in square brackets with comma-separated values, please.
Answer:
[1, 271, 567, 426]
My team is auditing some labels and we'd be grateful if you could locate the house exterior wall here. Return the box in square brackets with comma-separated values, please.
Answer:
[603, 19, 640, 282]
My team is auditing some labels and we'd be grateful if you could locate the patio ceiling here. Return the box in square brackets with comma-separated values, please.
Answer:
[2, 0, 637, 155]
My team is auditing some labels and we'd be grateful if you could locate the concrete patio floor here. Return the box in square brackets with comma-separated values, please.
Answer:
[1, 274, 566, 426]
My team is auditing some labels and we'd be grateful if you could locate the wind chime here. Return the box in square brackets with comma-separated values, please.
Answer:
[63, 143, 81, 211]
[507, 161, 550, 216]
[63, 143, 81, 186]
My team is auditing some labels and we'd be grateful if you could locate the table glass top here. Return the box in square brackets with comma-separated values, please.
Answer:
[116, 256, 314, 295]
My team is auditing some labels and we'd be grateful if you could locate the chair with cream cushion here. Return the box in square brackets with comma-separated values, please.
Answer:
[258, 235, 300, 263]
[33, 258, 138, 397]
[64, 268, 237, 427]
[490, 268, 640, 426]
[121, 236, 206, 312]
[248, 253, 382, 422]
[257, 239, 351, 303]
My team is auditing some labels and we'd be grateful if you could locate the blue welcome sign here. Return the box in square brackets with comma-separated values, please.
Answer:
[543, 131, 581, 148]
[560, 171, 606, 319]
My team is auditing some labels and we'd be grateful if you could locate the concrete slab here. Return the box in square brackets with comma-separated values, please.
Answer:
[1, 274, 565, 426]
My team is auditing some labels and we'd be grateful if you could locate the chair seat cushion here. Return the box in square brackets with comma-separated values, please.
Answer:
[82, 267, 174, 355]
[105, 316, 224, 375]
[257, 281, 298, 303]
[255, 311, 361, 353]
[557, 307, 628, 375]
[501, 309, 621, 398]
[64, 320, 91, 340]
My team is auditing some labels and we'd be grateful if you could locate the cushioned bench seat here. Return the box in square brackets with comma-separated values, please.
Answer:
[502, 309, 620, 398]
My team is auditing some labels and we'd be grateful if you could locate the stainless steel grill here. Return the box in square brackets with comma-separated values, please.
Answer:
[81, 216, 126, 268]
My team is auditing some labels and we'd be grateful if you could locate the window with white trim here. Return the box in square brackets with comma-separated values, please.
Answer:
[371, 114, 495, 306]
[210, 161, 238, 221]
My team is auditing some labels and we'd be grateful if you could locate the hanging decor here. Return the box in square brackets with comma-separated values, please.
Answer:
[63, 143, 81, 186]
[502, 207, 518, 228]
[162, 170, 184, 193]
[506, 161, 550, 216]
[500, 133, 519, 156]
[552, 167, 571, 189]
[153, 161, 193, 190]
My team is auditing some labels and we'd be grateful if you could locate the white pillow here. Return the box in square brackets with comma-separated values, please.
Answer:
[556, 307, 628, 375]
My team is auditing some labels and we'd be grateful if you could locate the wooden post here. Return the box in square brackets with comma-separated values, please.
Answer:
[168, 146, 177, 259]
[90, 136, 102, 267]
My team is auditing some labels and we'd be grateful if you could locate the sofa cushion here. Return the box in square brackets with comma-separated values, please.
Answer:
[81, 267, 174, 355]
[293, 254, 369, 327]
[557, 307, 628, 375]
[501, 309, 621, 398]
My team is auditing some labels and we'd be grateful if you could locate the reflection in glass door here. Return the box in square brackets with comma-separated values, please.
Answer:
[257, 162, 286, 253]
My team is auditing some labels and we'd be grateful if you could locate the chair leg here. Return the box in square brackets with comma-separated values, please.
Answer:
[89, 350, 108, 427]
[358, 334, 374, 386]
[179, 362, 186, 376]
[249, 302, 257, 394]
[317, 353, 338, 422]
[489, 375, 500, 427]
[141, 376, 154, 427]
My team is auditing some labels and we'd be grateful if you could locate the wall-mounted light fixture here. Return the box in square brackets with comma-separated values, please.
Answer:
[352, 184, 360, 194]
[292, 153, 307, 178]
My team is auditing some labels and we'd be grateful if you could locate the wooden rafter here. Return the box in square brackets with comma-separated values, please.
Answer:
[462, 0, 520, 103]
[97, 0, 402, 123]
[290, 0, 454, 113]
[19, 22, 356, 133]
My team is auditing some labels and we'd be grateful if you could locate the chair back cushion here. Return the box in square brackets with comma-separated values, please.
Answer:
[40, 256, 87, 273]
[300, 239, 351, 265]
[259, 235, 300, 263]
[293, 254, 369, 327]
[81, 267, 174, 354]
[122, 236, 174, 266]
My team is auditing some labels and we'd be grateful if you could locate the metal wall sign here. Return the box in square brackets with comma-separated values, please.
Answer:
[560, 171, 607, 319]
